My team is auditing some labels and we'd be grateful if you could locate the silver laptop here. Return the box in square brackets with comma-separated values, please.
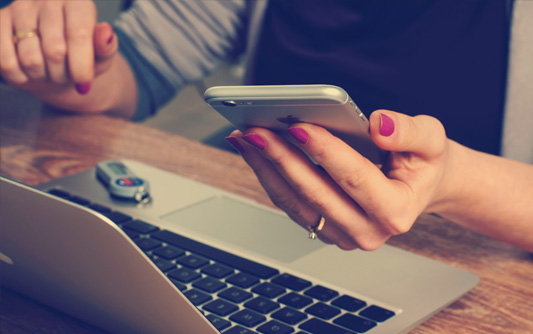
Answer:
[0, 160, 478, 334]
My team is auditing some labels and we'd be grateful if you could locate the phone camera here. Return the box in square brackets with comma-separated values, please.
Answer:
[222, 100, 238, 107]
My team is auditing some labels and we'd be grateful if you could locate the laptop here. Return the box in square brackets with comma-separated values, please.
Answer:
[0, 160, 479, 334]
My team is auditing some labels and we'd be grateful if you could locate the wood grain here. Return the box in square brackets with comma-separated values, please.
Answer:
[1, 86, 532, 333]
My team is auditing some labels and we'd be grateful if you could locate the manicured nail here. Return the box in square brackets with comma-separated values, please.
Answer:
[225, 136, 245, 154]
[107, 33, 114, 45]
[287, 127, 309, 144]
[380, 113, 394, 136]
[75, 82, 91, 95]
[242, 133, 266, 150]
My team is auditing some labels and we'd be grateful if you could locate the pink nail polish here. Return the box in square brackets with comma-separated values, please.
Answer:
[242, 133, 266, 150]
[380, 113, 394, 137]
[225, 136, 245, 154]
[287, 127, 309, 144]
[75, 82, 91, 95]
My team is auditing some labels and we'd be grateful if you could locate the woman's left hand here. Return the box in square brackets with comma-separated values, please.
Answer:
[226, 110, 451, 251]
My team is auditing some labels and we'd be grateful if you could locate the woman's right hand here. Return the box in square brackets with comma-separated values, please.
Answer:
[0, 0, 118, 96]
[226, 110, 453, 251]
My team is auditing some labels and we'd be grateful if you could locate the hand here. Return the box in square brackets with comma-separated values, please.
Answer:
[0, 0, 118, 96]
[226, 110, 450, 251]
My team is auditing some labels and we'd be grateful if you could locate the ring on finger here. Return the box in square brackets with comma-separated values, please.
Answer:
[13, 29, 39, 44]
[308, 216, 325, 239]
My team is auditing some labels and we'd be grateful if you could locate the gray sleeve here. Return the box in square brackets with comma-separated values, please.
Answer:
[113, 0, 248, 119]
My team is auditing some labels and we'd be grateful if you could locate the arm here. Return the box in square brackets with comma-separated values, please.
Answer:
[434, 141, 533, 251]
[226, 110, 533, 252]
[1, 0, 247, 120]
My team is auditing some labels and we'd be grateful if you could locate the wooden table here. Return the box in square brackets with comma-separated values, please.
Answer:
[1, 85, 532, 333]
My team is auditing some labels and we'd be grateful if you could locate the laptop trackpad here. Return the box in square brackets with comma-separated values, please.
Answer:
[161, 196, 324, 263]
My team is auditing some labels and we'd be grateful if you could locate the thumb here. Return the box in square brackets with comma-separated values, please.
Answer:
[94, 22, 118, 65]
[369, 110, 447, 159]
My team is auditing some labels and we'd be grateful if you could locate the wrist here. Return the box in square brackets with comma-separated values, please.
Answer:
[424, 139, 470, 216]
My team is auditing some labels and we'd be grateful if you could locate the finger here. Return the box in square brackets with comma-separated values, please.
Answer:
[94, 22, 117, 59]
[0, 10, 28, 84]
[369, 110, 447, 159]
[239, 128, 369, 250]
[227, 133, 319, 230]
[286, 123, 394, 217]
[279, 124, 400, 249]
[369, 110, 449, 218]
[93, 22, 118, 75]
[11, 2, 46, 80]
[39, 0, 68, 83]
[227, 131, 340, 246]
[64, 0, 97, 86]
[286, 122, 420, 239]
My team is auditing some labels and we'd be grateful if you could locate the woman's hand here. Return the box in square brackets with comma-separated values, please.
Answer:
[0, 0, 118, 96]
[226, 110, 451, 251]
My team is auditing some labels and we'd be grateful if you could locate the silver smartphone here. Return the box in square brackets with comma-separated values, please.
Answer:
[204, 84, 386, 164]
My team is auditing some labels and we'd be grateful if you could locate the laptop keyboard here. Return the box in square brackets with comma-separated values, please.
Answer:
[48, 189, 396, 334]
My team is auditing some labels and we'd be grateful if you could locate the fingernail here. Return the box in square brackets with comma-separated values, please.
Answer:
[225, 136, 245, 154]
[287, 127, 309, 144]
[75, 82, 91, 95]
[242, 133, 266, 150]
[107, 34, 114, 45]
[380, 113, 394, 136]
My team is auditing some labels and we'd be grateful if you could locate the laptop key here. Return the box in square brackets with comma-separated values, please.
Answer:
[122, 219, 159, 234]
[152, 230, 279, 279]
[168, 278, 187, 291]
[359, 305, 395, 322]
[150, 257, 175, 272]
[68, 195, 91, 206]
[244, 296, 280, 314]
[224, 325, 258, 334]
[176, 254, 210, 269]
[103, 211, 132, 224]
[88, 203, 111, 213]
[134, 238, 162, 251]
[299, 318, 357, 334]
[333, 313, 376, 333]
[193, 277, 227, 293]
[272, 274, 311, 291]
[123, 229, 140, 240]
[305, 302, 341, 320]
[252, 282, 286, 298]
[202, 263, 235, 278]
[206, 314, 232, 331]
[257, 320, 294, 334]
[152, 245, 186, 260]
[167, 267, 201, 283]
[230, 309, 267, 328]
[184, 289, 212, 306]
[331, 295, 367, 312]
[278, 292, 313, 309]
[48, 188, 71, 199]
[226, 272, 260, 288]
[304, 285, 339, 302]
[271, 307, 307, 325]
[203, 299, 239, 317]
[219, 287, 253, 303]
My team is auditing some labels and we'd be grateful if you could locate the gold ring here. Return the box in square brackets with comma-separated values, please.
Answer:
[308, 216, 325, 239]
[13, 29, 39, 44]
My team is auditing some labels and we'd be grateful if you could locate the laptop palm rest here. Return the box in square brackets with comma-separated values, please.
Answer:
[161, 196, 324, 263]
